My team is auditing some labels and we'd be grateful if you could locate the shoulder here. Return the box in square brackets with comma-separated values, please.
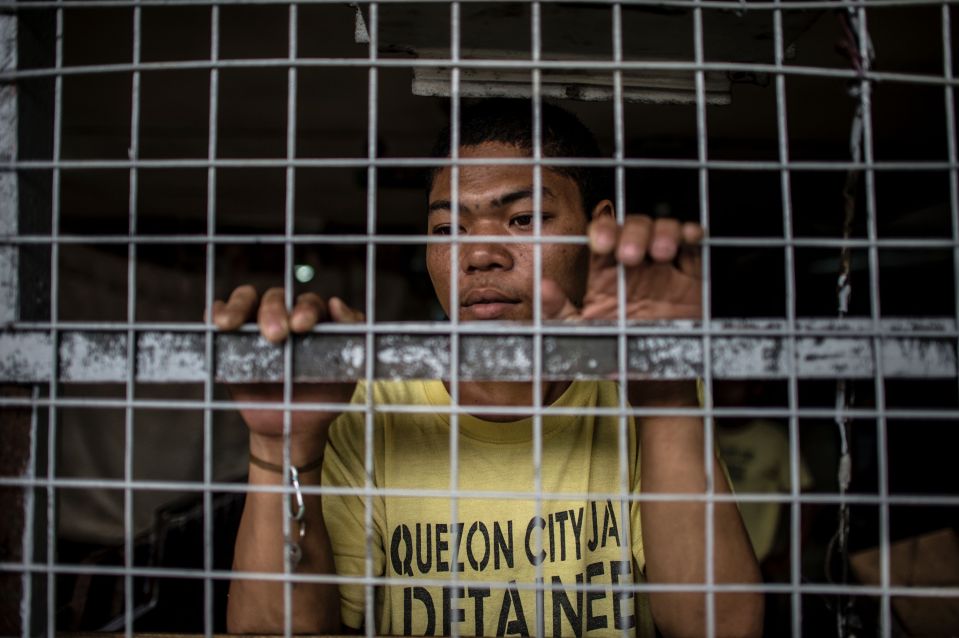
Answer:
[369, 379, 446, 405]
[555, 379, 621, 408]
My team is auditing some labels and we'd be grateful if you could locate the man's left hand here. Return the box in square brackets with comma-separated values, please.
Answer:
[543, 214, 704, 321]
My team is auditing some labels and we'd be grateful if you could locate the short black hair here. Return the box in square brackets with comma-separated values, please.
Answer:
[428, 99, 611, 215]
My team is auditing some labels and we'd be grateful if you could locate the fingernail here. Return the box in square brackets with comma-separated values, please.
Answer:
[213, 310, 236, 329]
[619, 244, 641, 264]
[266, 320, 287, 342]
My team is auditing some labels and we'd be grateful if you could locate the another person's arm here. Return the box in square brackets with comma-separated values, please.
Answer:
[212, 285, 362, 633]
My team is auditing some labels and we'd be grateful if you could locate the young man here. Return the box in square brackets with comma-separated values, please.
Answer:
[216, 100, 763, 637]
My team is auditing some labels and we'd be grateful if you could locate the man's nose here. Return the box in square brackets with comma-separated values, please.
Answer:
[461, 228, 514, 273]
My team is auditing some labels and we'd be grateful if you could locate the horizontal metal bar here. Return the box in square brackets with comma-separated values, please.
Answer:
[2, 473, 959, 509]
[4, 233, 959, 251]
[4, 0, 958, 13]
[4, 156, 957, 173]
[7, 318, 958, 339]
[0, 560, 957, 601]
[3, 394, 959, 422]
[6, 563, 956, 608]
[1, 56, 957, 89]
[1, 318, 955, 382]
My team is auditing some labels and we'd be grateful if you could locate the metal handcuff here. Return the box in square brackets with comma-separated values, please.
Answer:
[285, 465, 307, 569]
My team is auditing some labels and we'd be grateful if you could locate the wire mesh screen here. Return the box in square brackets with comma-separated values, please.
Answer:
[1, 1, 959, 636]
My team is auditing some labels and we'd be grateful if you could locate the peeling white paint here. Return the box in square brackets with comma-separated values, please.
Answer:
[0, 16, 17, 325]
[60, 332, 128, 382]
[0, 321, 955, 383]
[341, 342, 364, 372]
[0, 247, 16, 324]
[215, 334, 283, 382]
[883, 318, 955, 333]
[629, 337, 702, 380]
[461, 335, 532, 380]
[479, 336, 531, 372]
[137, 332, 207, 382]
[0, 172, 17, 235]
[352, 4, 369, 44]
[0, 15, 16, 73]
[796, 337, 874, 378]
[0, 84, 16, 164]
[711, 337, 786, 379]
[883, 338, 957, 377]
[378, 339, 448, 379]
[0, 331, 52, 382]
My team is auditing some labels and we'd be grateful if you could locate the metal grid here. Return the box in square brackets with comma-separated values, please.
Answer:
[1, 1, 958, 637]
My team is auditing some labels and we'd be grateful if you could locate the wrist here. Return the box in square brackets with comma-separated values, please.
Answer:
[249, 431, 327, 470]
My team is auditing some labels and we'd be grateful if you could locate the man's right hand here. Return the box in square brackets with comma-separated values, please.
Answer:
[210, 285, 364, 461]
[217, 285, 356, 632]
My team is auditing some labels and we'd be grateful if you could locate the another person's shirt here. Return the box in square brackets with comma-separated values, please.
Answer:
[323, 379, 656, 637]
[716, 419, 813, 562]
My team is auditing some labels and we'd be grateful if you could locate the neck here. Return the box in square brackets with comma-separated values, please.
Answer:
[446, 380, 572, 422]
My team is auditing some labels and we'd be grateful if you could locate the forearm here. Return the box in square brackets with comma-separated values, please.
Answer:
[227, 433, 341, 634]
[633, 384, 763, 638]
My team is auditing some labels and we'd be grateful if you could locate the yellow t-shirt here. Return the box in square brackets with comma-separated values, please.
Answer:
[322, 379, 655, 637]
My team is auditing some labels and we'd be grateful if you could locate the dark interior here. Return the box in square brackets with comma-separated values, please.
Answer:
[10, 2, 959, 635]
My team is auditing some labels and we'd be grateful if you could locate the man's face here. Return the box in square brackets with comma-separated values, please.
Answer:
[426, 142, 594, 322]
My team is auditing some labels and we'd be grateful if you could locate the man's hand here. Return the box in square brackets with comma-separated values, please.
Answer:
[542, 214, 703, 322]
[542, 213, 703, 409]
[210, 285, 363, 455]
[213, 285, 359, 634]
[539, 216, 762, 636]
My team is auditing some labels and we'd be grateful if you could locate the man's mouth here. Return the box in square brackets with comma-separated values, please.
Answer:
[461, 288, 522, 319]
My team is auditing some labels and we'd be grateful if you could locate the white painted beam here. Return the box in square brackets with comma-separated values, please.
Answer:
[0, 319, 954, 383]
[0, 14, 18, 325]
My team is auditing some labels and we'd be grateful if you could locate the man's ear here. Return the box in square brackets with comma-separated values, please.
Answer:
[589, 199, 615, 220]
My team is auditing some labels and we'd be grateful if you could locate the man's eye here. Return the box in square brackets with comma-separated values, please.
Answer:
[432, 225, 465, 236]
[510, 214, 535, 228]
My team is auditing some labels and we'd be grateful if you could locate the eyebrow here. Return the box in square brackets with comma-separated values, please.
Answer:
[428, 186, 555, 215]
